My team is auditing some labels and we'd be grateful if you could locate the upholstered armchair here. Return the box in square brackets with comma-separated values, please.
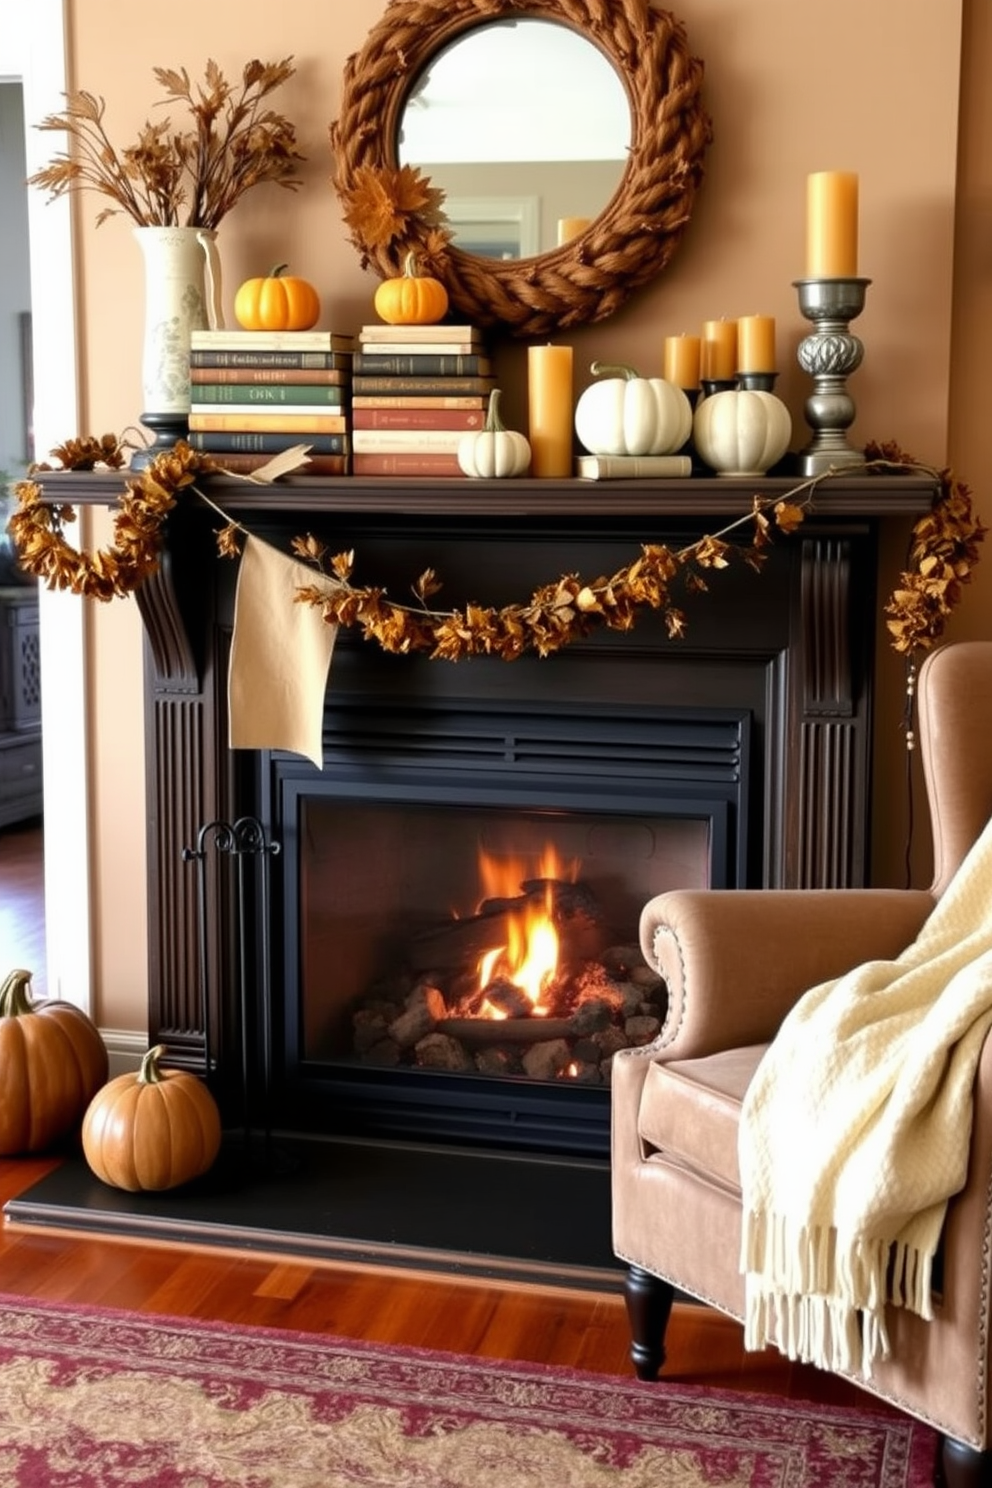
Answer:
[611, 640, 992, 1488]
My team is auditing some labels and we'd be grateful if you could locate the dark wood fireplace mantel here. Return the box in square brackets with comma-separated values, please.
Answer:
[37, 470, 937, 1089]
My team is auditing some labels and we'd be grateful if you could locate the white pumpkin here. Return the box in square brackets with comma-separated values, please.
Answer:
[458, 389, 531, 478]
[574, 361, 693, 457]
[692, 389, 792, 476]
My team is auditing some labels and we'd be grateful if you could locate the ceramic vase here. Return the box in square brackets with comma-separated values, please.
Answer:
[132, 226, 223, 464]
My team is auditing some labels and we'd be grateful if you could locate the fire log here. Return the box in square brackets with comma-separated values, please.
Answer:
[437, 1016, 576, 1047]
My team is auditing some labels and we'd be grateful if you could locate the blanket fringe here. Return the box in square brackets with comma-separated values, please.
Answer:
[743, 1211, 933, 1376]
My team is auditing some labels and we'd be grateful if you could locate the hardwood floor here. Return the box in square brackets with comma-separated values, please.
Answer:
[0, 822, 867, 1411]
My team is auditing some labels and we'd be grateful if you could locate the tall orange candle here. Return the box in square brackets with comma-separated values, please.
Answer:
[736, 315, 777, 373]
[700, 319, 737, 381]
[557, 216, 591, 246]
[528, 344, 574, 477]
[806, 171, 859, 277]
[663, 334, 701, 389]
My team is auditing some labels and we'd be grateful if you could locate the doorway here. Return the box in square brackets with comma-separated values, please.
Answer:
[1, 7, 90, 1010]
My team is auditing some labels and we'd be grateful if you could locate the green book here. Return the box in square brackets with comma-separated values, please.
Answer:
[189, 383, 345, 406]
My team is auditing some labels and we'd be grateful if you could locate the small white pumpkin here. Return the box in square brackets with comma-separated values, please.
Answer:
[574, 361, 693, 457]
[692, 388, 793, 476]
[458, 389, 531, 478]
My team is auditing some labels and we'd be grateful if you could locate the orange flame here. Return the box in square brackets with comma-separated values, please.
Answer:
[474, 845, 575, 1016]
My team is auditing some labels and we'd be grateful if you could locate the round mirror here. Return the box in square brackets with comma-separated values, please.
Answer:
[331, 0, 711, 338]
[397, 20, 631, 260]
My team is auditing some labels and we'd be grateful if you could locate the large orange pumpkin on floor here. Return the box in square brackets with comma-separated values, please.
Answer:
[0, 968, 108, 1154]
[81, 1043, 222, 1192]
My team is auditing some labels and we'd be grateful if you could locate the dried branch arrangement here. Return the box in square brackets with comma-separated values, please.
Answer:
[28, 58, 305, 229]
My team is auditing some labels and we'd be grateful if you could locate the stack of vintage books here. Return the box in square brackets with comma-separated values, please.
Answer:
[187, 329, 355, 475]
[351, 324, 495, 476]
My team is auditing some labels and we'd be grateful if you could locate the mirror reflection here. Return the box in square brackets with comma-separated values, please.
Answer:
[397, 19, 631, 259]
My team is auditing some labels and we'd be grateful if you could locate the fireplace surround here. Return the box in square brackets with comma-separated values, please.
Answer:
[40, 470, 937, 1160]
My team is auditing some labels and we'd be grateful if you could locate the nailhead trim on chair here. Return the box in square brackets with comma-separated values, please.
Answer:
[651, 924, 687, 1046]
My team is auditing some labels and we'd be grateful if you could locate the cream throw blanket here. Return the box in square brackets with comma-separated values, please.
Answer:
[739, 811, 992, 1378]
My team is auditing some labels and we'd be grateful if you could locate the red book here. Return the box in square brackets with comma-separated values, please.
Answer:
[351, 408, 485, 431]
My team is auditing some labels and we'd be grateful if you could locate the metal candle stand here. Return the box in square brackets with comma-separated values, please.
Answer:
[183, 815, 283, 1169]
[793, 276, 872, 475]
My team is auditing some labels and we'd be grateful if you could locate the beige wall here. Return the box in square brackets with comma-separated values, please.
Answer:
[60, 0, 989, 1031]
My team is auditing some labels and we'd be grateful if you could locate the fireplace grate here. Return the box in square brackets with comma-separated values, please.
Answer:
[316, 699, 748, 785]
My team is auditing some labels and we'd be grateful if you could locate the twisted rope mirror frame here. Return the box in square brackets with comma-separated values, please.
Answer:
[330, 0, 712, 338]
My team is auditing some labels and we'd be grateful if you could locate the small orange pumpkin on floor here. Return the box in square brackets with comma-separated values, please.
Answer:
[0, 968, 108, 1154]
[82, 1043, 222, 1192]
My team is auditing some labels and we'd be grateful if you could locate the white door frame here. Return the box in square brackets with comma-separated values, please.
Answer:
[3, 7, 91, 1011]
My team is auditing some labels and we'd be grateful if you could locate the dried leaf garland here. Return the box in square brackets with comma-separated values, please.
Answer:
[4, 437, 983, 666]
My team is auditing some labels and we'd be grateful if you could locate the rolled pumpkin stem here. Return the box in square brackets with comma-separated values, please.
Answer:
[138, 1044, 170, 1085]
[269, 263, 290, 278]
[401, 250, 422, 278]
[590, 361, 639, 381]
[0, 969, 35, 1018]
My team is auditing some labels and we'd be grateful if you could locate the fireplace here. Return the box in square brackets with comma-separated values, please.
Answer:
[37, 470, 938, 1158]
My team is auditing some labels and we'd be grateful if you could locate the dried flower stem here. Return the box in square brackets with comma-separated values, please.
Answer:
[28, 58, 305, 229]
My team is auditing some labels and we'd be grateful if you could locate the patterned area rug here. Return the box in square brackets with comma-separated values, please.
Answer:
[0, 1293, 938, 1486]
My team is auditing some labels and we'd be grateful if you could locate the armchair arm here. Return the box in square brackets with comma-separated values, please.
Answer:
[642, 888, 935, 1059]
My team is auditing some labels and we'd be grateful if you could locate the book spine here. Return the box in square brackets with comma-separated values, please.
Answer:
[351, 408, 485, 431]
[206, 451, 349, 476]
[188, 412, 348, 434]
[358, 325, 480, 343]
[353, 376, 495, 395]
[190, 365, 348, 384]
[352, 429, 466, 452]
[351, 395, 487, 410]
[354, 352, 492, 375]
[576, 455, 693, 478]
[357, 341, 481, 356]
[190, 350, 352, 371]
[188, 431, 348, 454]
[190, 384, 345, 405]
[190, 332, 354, 351]
[352, 452, 463, 476]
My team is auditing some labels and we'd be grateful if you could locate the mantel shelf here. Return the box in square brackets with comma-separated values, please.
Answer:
[33, 470, 938, 520]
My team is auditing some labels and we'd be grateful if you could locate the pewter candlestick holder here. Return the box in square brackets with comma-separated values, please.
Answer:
[793, 277, 871, 475]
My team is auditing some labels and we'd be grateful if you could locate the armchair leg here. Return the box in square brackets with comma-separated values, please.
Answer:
[623, 1265, 675, 1381]
[940, 1436, 992, 1487]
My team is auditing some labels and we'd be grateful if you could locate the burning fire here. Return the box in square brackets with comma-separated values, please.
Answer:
[474, 845, 576, 1018]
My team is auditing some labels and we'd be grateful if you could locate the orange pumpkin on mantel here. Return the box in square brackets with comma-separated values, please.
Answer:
[0, 968, 108, 1154]
[234, 263, 321, 332]
[82, 1043, 222, 1192]
[373, 251, 450, 325]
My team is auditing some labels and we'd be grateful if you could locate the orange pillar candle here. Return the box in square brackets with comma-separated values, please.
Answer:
[736, 315, 777, 373]
[663, 334, 701, 390]
[528, 343, 574, 477]
[806, 171, 859, 277]
[700, 319, 737, 381]
[557, 216, 591, 246]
